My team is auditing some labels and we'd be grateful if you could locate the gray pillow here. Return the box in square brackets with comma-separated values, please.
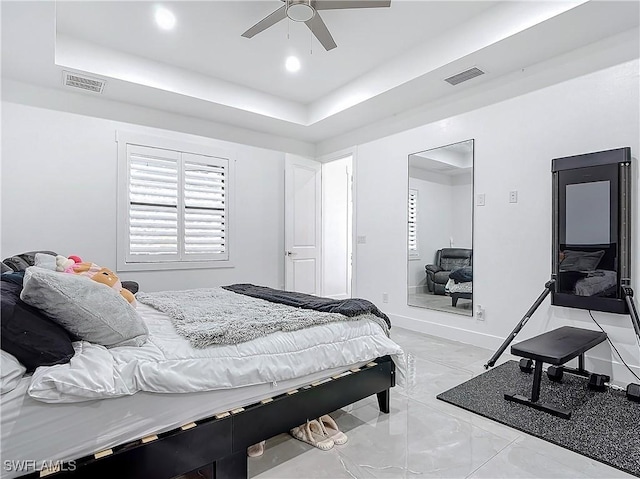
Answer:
[21, 267, 148, 348]
[560, 250, 605, 272]
[34, 252, 57, 271]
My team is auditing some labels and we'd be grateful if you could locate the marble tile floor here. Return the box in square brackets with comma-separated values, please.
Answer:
[249, 326, 634, 479]
[408, 293, 472, 316]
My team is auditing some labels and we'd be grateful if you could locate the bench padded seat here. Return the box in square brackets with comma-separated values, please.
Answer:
[511, 326, 607, 365]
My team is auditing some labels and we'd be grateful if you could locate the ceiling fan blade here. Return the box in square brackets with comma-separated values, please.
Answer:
[241, 5, 287, 38]
[314, 0, 391, 11]
[305, 13, 337, 51]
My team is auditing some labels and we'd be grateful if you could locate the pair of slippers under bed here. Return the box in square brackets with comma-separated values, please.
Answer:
[247, 414, 347, 457]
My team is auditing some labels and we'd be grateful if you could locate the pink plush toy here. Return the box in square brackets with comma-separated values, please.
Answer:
[72, 262, 136, 306]
[55, 255, 76, 273]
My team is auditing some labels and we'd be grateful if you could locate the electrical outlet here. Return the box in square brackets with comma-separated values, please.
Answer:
[476, 193, 486, 206]
[476, 304, 485, 320]
[382, 292, 389, 303]
[357, 235, 367, 244]
[509, 190, 518, 203]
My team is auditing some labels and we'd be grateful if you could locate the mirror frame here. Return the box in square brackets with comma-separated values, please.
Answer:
[406, 139, 475, 316]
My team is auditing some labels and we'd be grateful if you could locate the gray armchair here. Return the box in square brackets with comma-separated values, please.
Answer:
[425, 248, 472, 295]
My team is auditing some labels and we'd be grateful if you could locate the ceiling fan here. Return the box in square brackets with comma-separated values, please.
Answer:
[241, 0, 391, 51]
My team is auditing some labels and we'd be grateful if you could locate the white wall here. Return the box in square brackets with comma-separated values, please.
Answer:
[407, 174, 452, 292]
[1, 101, 285, 292]
[450, 172, 473, 249]
[354, 59, 640, 385]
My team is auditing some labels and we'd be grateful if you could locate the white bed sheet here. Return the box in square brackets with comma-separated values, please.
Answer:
[1, 360, 372, 479]
[29, 304, 404, 403]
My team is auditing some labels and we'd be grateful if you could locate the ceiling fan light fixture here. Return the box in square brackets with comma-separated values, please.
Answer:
[155, 6, 176, 30]
[286, 1, 315, 22]
[285, 56, 301, 72]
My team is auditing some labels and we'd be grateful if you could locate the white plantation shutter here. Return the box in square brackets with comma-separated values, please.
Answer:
[182, 153, 228, 260]
[127, 145, 180, 262]
[124, 145, 229, 264]
[408, 188, 418, 257]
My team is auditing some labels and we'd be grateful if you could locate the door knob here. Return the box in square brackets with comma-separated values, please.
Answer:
[286, 251, 297, 256]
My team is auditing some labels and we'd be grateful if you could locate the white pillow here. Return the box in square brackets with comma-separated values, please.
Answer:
[1, 350, 26, 394]
[21, 267, 148, 348]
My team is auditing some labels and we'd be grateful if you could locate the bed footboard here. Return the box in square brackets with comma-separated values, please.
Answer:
[21, 357, 395, 479]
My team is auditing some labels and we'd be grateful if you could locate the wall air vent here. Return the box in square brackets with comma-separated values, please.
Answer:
[62, 71, 106, 94]
[444, 67, 485, 86]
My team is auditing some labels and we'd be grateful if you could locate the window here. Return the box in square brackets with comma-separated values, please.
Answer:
[117, 133, 233, 271]
[408, 188, 418, 258]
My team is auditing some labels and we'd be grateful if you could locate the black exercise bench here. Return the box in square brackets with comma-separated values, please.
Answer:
[506, 326, 607, 419]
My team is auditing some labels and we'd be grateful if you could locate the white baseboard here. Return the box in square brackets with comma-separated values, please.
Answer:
[390, 313, 640, 387]
[407, 285, 428, 295]
[389, 313, 503, 351]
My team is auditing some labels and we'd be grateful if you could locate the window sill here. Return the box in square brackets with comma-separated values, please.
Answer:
[116, 259, 234, 272]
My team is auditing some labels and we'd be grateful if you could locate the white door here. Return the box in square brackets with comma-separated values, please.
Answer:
[321, 155, 353, 299]
[285, 154, 321, 294]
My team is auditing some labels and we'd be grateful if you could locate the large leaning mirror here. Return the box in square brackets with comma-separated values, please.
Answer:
[407, 139, 474, 316]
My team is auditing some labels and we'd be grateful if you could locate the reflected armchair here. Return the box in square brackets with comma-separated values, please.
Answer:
[425, 248, 472, 295]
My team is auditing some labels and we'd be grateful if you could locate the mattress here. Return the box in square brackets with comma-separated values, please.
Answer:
[29, 303, 404, 402]
[1, 360, 371, 479]
[445, 279, 473, 294]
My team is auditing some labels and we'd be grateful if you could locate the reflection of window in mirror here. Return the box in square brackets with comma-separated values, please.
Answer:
[408, 188, 418, 259]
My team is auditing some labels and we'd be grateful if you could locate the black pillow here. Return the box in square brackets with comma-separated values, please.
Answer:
[2, 250, 58, 272]
[449, 266, 473, 283]
[1, 271, 25, 286]
[1, 281, 75, 372]
[560, 250, 605, 272]
[121, 281, 139, 294]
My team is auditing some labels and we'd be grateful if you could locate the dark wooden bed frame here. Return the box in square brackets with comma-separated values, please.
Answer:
[24, 356, 395, 479]
[451, 292, 472, 307]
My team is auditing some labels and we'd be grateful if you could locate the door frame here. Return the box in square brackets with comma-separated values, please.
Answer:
[317, 147, 357, 298]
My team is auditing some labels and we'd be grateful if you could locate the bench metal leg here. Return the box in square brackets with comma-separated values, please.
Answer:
[504, 392, 572, 419]
[505, 359, 572, 419]
[531, 360, 543, 402]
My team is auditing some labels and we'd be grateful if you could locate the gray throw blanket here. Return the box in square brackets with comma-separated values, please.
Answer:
[137, 287, 388, 348]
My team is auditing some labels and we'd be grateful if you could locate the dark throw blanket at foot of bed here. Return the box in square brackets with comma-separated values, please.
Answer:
[223, 284, 391, 329]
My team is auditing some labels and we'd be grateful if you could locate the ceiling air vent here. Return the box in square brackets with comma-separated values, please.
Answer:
[62, 71, 106, 94]
[444, 67, 485, 86]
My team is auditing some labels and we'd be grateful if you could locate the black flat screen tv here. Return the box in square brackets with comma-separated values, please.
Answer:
[551, 147, 632, 314]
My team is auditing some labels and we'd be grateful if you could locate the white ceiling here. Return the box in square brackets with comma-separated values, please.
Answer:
[55, 1, 498, 104]
[2, 1, 639, 154]
[410, 139, 473, 175]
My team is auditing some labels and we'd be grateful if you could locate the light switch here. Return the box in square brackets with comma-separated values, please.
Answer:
[357, 235, 367, 244]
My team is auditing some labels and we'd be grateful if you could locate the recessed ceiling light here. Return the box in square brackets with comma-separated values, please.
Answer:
[155, 7, 176, 30]
[285, 56, 301, 73]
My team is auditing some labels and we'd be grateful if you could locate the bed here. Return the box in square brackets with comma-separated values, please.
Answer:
[445, 266, 473, 307]
[1, 259, 404, 479]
